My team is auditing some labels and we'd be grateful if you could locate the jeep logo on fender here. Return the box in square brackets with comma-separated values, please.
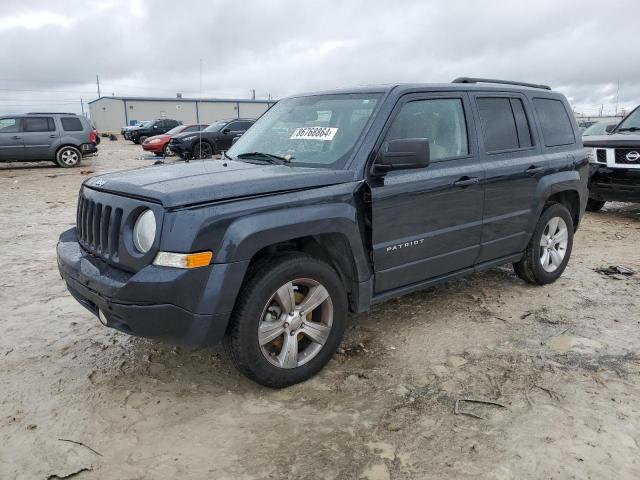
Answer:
[625, 151, 640, 162]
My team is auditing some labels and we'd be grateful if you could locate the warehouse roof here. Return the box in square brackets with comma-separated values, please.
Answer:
[89, 96, 274, 105]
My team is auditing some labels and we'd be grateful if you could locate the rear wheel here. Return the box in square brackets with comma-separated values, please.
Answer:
[192, 141, 213, 159]
[586, 198, 605, 212]
[55, 146, 82, 168]
[163, 143, 172, 157]
[513, 203, 574, 285]
[224, 254, 347, 388]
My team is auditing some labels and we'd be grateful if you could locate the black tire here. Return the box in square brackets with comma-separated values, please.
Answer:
[139, 136, 148, 145]
[586, 198, 605, 212]
[224, 253, 347, 388]
[192, 141, 213, 159]
[163, 143, 172, 157]
[55, 146, 82, 168]
[513, 203, 574, 285]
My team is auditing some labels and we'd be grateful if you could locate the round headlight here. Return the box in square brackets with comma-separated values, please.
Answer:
[133, 209, 156, 253]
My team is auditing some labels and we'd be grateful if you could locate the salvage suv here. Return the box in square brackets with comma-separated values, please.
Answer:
[583, 105, 640, 210]
[57, 78, 588, 387]
[0, 113, 98, 167]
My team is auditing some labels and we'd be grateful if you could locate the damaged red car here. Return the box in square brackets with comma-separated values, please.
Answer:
[142, 124, 208, 156]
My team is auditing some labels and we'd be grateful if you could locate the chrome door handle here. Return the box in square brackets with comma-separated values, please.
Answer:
[526, 165, 544, 175]
[49, 134, 57, 138]
[454, 177, 479, 187]
[12, 135, 21, 139]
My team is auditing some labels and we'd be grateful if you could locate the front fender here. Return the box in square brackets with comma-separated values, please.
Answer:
[215, 203, 370, 282]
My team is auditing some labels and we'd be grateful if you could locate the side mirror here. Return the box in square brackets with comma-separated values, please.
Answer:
[232, 135, 241, 145]
[605, 124, 616, 133]
[222, 128, 230, 134]
[373, 138, 430, 175]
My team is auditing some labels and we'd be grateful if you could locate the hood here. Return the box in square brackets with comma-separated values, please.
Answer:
[84, 160, 355, 208]
[173, 130, 213, 140]
[144, 134, 170, 143]
[583, 132, 640, 148]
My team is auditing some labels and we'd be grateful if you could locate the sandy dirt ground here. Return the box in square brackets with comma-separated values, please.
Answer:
[0, 140, 639, 480]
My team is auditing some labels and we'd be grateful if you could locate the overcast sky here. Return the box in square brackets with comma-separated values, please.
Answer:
[0, 0, 638, 117]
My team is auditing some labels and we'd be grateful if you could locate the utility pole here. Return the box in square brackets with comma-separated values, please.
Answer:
[614, 78, 619, 116]
[96, 74, 101, 98]
[251, 89, 255, 100]
[80, 98, 85, 116]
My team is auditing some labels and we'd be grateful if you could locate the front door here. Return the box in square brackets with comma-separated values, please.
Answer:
[370, 93, 485, 294]
[0, 117, 24, 161]
[22, 116, 58, 160]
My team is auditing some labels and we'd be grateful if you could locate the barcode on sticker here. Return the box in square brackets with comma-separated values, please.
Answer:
[290, 127, 338, 141]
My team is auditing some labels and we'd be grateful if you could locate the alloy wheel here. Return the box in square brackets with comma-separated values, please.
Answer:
[60, 149, 79, 166]
[539, 216, 568, 272]
[258, 278, 333, 369]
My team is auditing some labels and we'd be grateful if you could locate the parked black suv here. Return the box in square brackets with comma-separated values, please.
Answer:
[168, 118, 255, 158]
[130, 118, 181, 144]
[57, 79, 588, 387]
[583, 105, 640, 211]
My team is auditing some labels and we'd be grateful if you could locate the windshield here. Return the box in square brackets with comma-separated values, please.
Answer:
[165, 125, 184, 135]
[137, 121, 151, 127]
[227, 93, 381, 169]
[204, 121, 227, 132]
[583, 122, 613, 136]
[616, 107, 640, 131]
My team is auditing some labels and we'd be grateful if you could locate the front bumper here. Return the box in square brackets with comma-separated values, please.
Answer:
[142, 141, 165, 153]
[589, 165, 640, 203]
[168, 140, 189, 156]
[56, 228, 248, 346]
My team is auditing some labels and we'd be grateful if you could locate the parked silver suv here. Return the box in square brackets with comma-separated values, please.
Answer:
[0, 113, 98, 167]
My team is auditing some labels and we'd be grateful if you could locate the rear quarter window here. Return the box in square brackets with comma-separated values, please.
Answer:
[533, 98, 575, 147]
[61, 117, 84, 131]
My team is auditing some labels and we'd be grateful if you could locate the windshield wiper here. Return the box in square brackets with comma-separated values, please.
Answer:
[236, 152, 292, 165]
[616, 127, 639, 132]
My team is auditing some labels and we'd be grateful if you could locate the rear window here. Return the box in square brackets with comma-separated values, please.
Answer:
[24, 117, 55, 132]
[533, 98, 575, 147]
[61, 117, 84, 131]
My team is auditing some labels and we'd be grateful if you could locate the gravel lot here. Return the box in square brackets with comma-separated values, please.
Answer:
[1, 140, 639, 480]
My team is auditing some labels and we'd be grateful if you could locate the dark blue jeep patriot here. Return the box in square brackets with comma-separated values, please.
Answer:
[57, 78, 589, 387]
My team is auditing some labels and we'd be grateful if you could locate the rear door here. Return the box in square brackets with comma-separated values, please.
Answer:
[471, 93, 546, 263]
[0, 117, 24, 161]
[370, 92, 485, 293]
[22, 117, 58, 160]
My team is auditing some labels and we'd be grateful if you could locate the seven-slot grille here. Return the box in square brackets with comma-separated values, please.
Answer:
[615, 148, 640, 164]
[76, 192, 123, 262]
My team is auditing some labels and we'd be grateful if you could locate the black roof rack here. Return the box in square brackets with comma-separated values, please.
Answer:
[26, 112, 78, 115]
[452, 77, 551, 90]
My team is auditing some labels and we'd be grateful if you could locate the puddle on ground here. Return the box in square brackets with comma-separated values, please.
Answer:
[549, 335, 603, 354]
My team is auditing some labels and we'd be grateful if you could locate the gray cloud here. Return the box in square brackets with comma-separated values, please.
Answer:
[0, 0, 638, 116]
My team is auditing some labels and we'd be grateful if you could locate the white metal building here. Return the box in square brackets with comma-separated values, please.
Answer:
[89, 96, 275, 132]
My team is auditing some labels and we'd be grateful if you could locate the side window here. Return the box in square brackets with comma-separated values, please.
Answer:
[227, 122, 243, 131]
[510, 99, 532, 148]
[239, 122, 253, 130]
[23, 117, 55, 132]
[61, 117, 83, 131]
[183, 125, 199, 133]
[385, 98, 469, 161]
[533, 98, 575, 147]
[476, 98, 519, 151]
[0, 118, 20, 133]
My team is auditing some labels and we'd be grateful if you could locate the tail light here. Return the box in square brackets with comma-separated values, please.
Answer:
[89, 130, 97, 144]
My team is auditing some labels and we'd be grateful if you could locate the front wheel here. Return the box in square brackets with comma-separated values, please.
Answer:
[192, 141, 213, 159]
[55, 146, 82, 168]
[513, 203, 574, 285]
[586, 198, 605, 212]
[224, 254, 347, 388]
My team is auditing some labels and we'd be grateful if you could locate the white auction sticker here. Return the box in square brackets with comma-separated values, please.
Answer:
[290, 127, 338, 141]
